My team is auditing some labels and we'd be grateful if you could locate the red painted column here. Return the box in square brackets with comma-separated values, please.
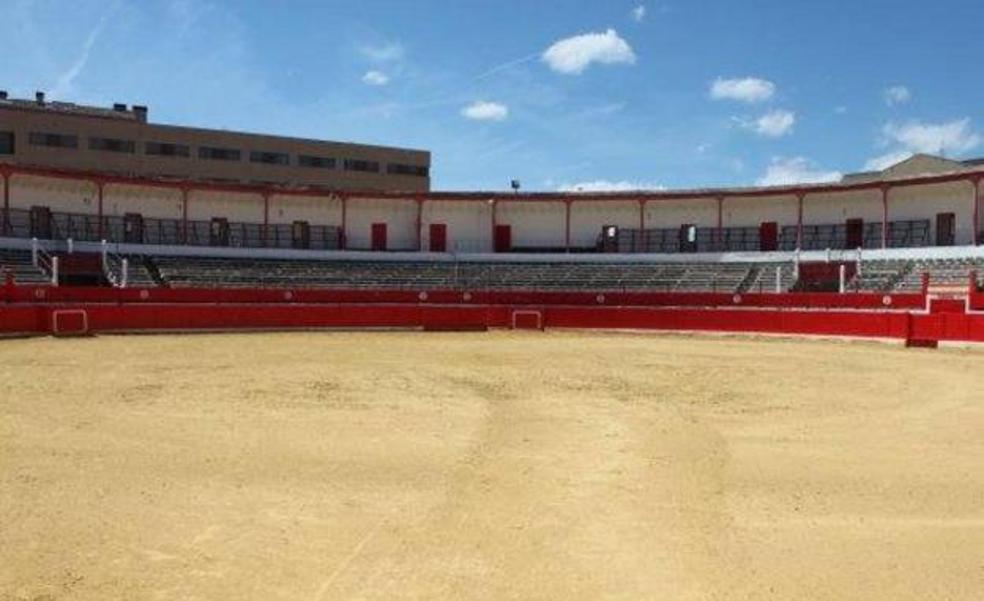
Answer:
[262, 191, 270, 247]
[340, 194, 348, 250]
[415, 196, 424, 252]
[564, 199, 572, 252]
[796, 192, 805, 250]
[181, 187, 189, 244]
[881, 185, 890, 249]
[716, 195, 724, 250]
[96, 180, 105, 240]
[973, 176, 981, 246]
[1, 169, 9, 236]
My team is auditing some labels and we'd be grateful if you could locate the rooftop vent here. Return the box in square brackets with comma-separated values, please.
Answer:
[35, 91, 45, 105]
[132, 105, 148, 122]
[113, 103, 127, 112]
[0, 90, 7, 100]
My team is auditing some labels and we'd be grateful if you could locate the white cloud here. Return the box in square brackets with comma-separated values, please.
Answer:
[834, 105, 848, 115]
[864, 150, 914, 171]
[461, 100, 508, 121]
[631, 5, 646, 22]
[361, 70, 389, 86]
[541, 29, 636, 75]
[751, 109, 795, 137]
[756, 157, 842, 187]
[559, 180, 665, 192]
[884, 85, 911, 106]
[359, 41, 404, 62]
[709, 77, 775, 103]
[882, 119, 980, 155]
[50, 5, 118, 98]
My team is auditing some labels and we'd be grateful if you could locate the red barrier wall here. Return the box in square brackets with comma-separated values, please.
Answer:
[5, 284, 984, 344]
[0, 284, 926, 311]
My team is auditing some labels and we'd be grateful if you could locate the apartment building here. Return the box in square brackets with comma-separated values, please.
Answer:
[0, 90, 430, 193]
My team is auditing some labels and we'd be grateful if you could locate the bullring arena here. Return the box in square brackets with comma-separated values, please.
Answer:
[2, 95, 984, 599]
[2, 331, 983, 600]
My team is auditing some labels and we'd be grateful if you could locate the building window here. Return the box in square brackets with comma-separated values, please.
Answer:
[0, 131, 13, 154]
[198, 146, 241, 161]
[146, 141, 190, 157]
[343, 158, 380, 173]
[249, 150, 290, 165]
[89, 137, 136, 153]
[28, 131, 78, 149]
[386, 163, 429, 177]
[298, 154, 336, 169]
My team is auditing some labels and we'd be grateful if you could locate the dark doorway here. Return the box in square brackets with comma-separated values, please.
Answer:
[845, 218, 864, 249]
[209, 217, 229, 246]
[759, 221, 778, 251]
[429, 223, 447, 252]
[371, 222, 387, 251]
[936, 212, 955, 246]
[494, 224, 512, 253]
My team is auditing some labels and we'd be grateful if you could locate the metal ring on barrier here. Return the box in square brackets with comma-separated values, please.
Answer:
[418, 291, 428, 301]
[463, 292, 472, 302]
[882, 295, 892, 306]
[139, 289, 150, 300]
[596, 294, 605, 304]
[732, 294, 742, 304]
[284, 290, 294, 301]
[35, 288, 45, 300]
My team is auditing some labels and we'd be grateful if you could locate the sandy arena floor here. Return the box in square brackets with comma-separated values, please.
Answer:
[1, 331, 982, 600]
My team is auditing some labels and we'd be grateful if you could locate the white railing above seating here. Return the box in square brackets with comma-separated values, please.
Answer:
[101, 240, 129, 288]
[31, 238, 58, 286]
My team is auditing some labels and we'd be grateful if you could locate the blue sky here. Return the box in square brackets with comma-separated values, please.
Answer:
[2, 0, 982, 191]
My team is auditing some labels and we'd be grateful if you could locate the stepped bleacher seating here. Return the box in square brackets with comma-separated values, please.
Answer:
[851, 257, 984, 292]
[741, 262, 797, 293]
[149, 256, 767, 293]
[895, 258, 984, 292]
[0, 249, 50, 285]
[849, 260, 910, 292]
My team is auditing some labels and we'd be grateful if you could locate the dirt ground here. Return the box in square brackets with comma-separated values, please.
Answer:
[1, 331, 982, 600]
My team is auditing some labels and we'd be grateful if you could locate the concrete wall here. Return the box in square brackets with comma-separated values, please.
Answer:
[889, 181, 975, 245]
[646, 197, 718, 229]
[803, 189, 883, 225]
[186, 189, 264, 224]
[268, 194, 342, 227]
[104, 184, 183, 220]
[496, 201, 566, 248]
[422, 200, 491, 252]
[9, 174, 97, 214]
[345, 197, 417, 250]
[724, 194, 798, 228]
[570, 201, 638, 247]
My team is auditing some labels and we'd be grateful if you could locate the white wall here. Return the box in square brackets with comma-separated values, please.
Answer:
[724, 194, 798, 228]
[422, 200, 491, 252]
[186, 189, 264, 223]
[9, 175, 98, 214]
[889, 181, 975, 245]
[346, 197, 417, 250]
[802, 189, 882, 225]
[570, 201, 638, 247]
[104, 184, 183, 220]
[646, 197, 717, 229]
[496, 200, 566, 248]
[268, 194, 342, 227]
